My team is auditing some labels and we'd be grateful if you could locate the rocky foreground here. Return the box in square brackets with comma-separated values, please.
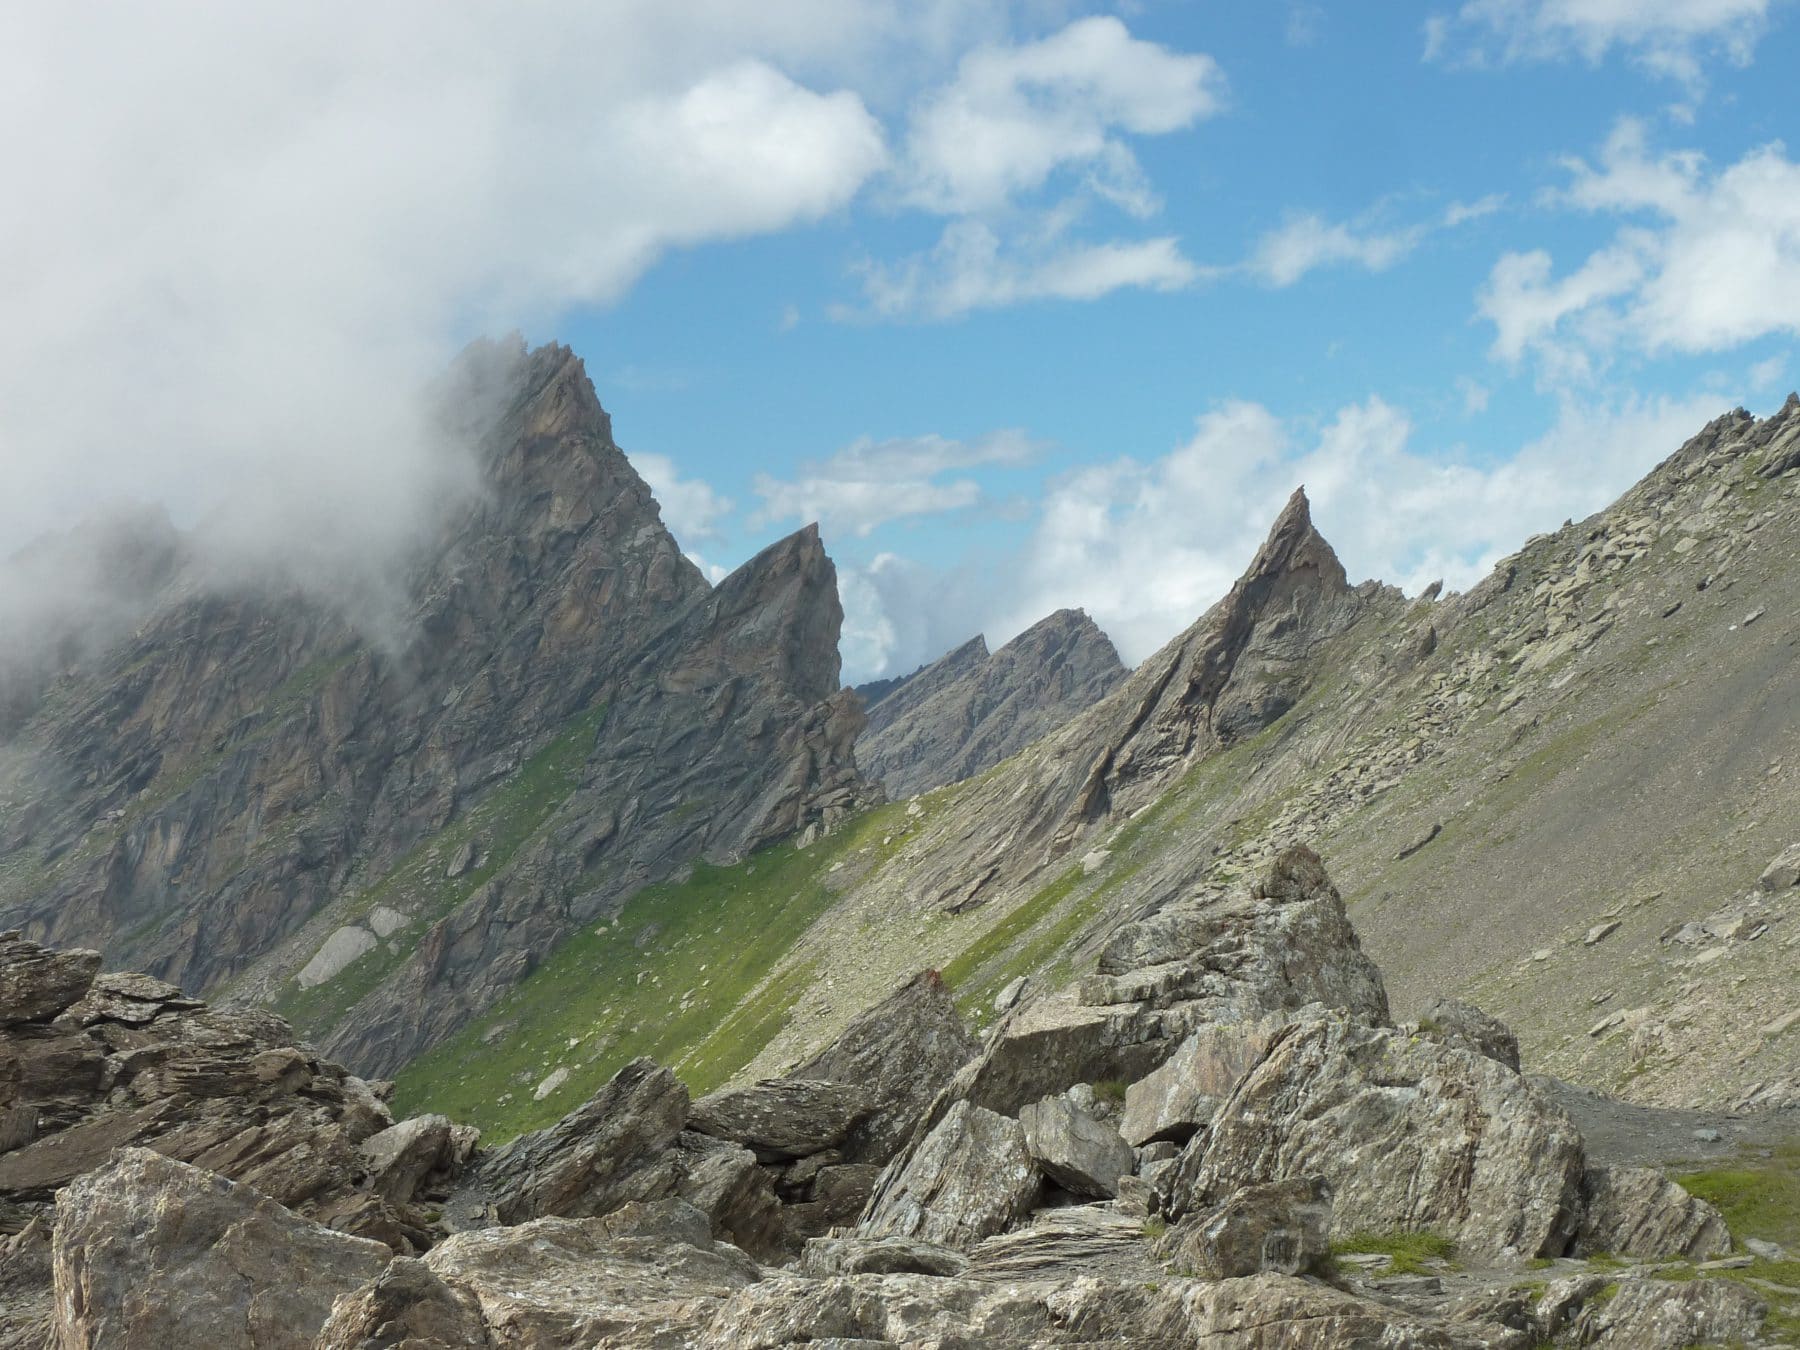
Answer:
[1, 846, 1786, 1348]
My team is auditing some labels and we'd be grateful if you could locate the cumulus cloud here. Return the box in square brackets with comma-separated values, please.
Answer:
[1425, 0, 1777, 85]
[755, 429, 1038, 537]
[1477, 120, 1800, 379]
[848, 16, 1221, 321]
[839, 389, 1734, 679]
[898, 16, 1224, 216]
[0, 2, 916, 595]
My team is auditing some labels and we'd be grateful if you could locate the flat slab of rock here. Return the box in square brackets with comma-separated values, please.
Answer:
[800, 1234, 968, 1277]
[1018, 1093, 1133, 1198]
[1172, 1017, 1585, 1262]
[688, 1078, 872, 1161]
[52, 1148, 388, 1349]
[861, 1101, 1040, 1248]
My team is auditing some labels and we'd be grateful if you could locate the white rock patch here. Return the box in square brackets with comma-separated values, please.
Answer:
[297, 926, 377, 989]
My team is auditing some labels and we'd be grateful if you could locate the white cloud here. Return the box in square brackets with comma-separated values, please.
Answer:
[840, 15, 1221, 323]
[1749, 352, 1789, 390]
[1238, 193, 1503, 290]
[754, 429, 1039, 537]
[899, 16, 1224, 216]
[1476, 120, 1800, 378]
[1246, 215, 1426, 288]
[839, 388, 1733, 679]
[1457, 376, 1493, 414]
[850, 219, 1201, 319]
[628, 452, 735, 544]
[1426, 0, 1776, 85]
[0, 2, 916, 577]
[1444, 193, 1508, 226]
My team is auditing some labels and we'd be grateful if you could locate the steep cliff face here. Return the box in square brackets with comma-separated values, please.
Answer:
[0, 338, 875, 1075]
[855, 611, 1125, 799]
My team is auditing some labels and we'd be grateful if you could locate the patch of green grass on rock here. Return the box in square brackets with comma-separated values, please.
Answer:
[1331, 1230, 1458, 1276]
[1671, 1142, 1800, 1338]
[391, 800, 912, 1143]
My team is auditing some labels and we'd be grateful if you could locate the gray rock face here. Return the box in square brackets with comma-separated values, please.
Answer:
[1572, 1275, 1766, 1348]
[0, 339, 876, 1079]
[1120, 1014, 1290, 1147]
[1159, 1177, 1331, 1280]
[0, 935, 99, 1026]
[312, 1257, 494, 1350]
[943, 845, 1387, 1124]
[795, 969, 978, 1165]
[1415, 998, 1523, 1072]
[358, 1113, 478, 1206]
[0, 940, 430, 1254]
[688, 1078, 872, 1161]
[1758, 840, 1800, 891]
[1574, 1164, 1731, 1260]
[860, 1101, 1040, 1248]
[478, 1057, 689, 1223]
[51, 1148, 389, 1350]
[1017, 1092, 1134, 1198]
[418, 1200, 761, 1349]
[1171, 1017, 1586, 1262]
[856, 608, 1126, 799]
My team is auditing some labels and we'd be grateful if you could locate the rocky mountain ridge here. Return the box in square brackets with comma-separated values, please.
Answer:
[0, 338, 875, 1077]
[855, 608, 1125, 799]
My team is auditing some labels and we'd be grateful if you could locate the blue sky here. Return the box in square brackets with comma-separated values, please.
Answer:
[5, 2, 1798, 679]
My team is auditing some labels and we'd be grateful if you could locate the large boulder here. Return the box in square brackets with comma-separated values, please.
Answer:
[1570, 1276, 1766, 1348]
[358, 1112, 478, 1205]
[795, 970, 978, 1164]
[0, 945, 411, 1249]
[0, 935, 99, 1026]
[51, 1148, 388, 1350]
[1087, 845, 1391, 1028]
[313, 1257, 495, 1350]
[1120, 1013, 1291, 1147]
[1573, 1165, 1731, 1260]
[1170, 1017, 1586, 1262]
[1018, 1092, 1134, 1198]
[478, 1057, 688, 1223]
[688, 1078, 872, 1161]
[943, 845, 1390, 1128]
[860, 1101, 1040, 1248]
[1158, 1178, 1332, 1280]
[419, 1199, 760, 1348]
[1414, 998, 1522, 1073]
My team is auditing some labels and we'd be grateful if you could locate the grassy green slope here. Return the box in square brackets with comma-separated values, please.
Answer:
[392, 798, 918, 1140]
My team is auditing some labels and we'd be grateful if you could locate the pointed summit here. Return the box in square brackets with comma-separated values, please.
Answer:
[1070, 485, 1359, 822]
